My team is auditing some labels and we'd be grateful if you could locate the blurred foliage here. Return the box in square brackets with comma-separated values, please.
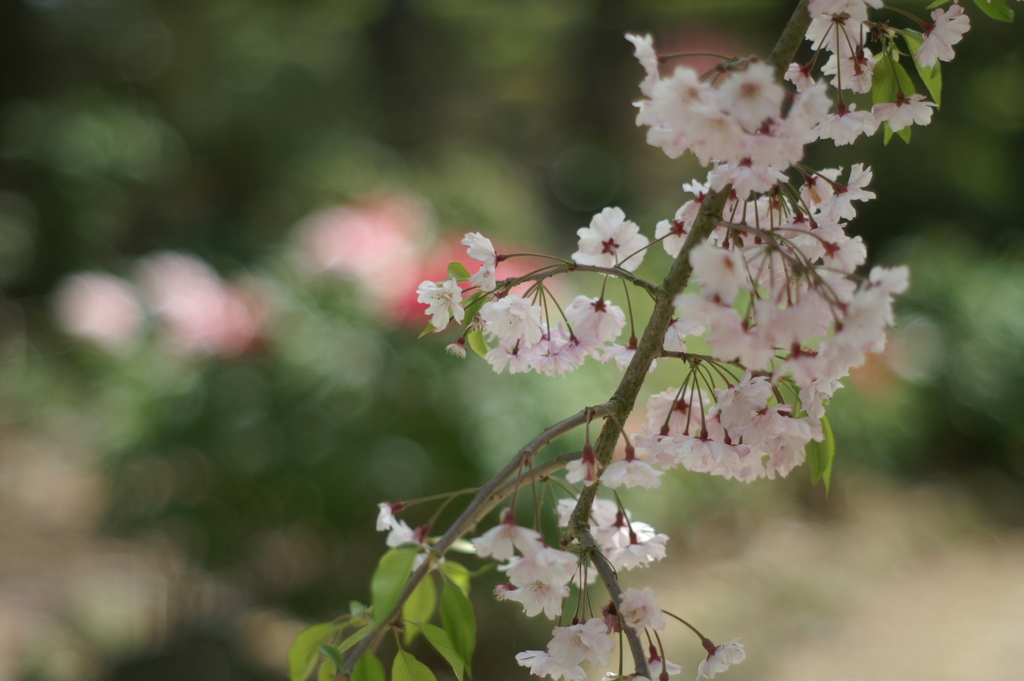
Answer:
[0, 0, 1023, 678]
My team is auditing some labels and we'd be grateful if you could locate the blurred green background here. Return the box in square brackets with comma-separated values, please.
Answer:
[1, 0, 1023, 679]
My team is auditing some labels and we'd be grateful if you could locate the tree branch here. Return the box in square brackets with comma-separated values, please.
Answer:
[340, 402, 613, 679]
[580, 530, 651, 680]
[341, 2, 813, 678]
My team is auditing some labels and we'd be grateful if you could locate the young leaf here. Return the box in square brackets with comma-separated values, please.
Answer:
[394, 649, 438, 681]
[902, 30, 942, 107]
[318, 644, 344, 669]
[418, 623, 465, 681]
[337, 625, 374, 655]
[289, 622, 336, 681]
[806, 414, 837, 494]
[466, 330, 489, 359]
[371, 546, 418, 622]
[973, 0, 1014, 22]
[349, 601, 366, 618]
[441, 581, 476, 676]
[352, 652, 386, 681]
[446, 538, 477, 555]
[418, 323, 437, 339]
[926, 0, 952, 7]
[402, 575, 438, 644]
[318, 659, 336, 681]
[440, 560, 471, 596]
[447, 262, 472, 281]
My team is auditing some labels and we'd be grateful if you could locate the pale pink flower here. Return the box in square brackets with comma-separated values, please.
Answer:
[500, 547, 579, 587]
[655, 199, 701, 257]
[696, 639, 745, 679]
[485, 339, 534, 374]
[600, 449, 663, 490]
[690, 244, 750, 305]
[565, 295, 626, 349]
[480, 294, 544, 347]
[873, 94, 935, 132]
[607, 531, 668, 570]
[417, 279, 465, 331]
[573, 207, 649, 272]
[495, 581, 569, 619]
[548, 618, 615, 667]
[626, 33, 660, 97]
[375, 502, 403, 531]
[648, 651, 684, 678]
[462, 232, 498, 291]
[51, 272, 143, 352]
[473, 520, 543, 560]
[821, 48, 875, 93]
[718, 62, 784, 133]
[619, 587, 666, 631]
[711, 372, 773, 431]
[813, 104, 879, 146]
[786, 62, 816, 92]
[516, 650, 585, 681]
[916, 4, 970, 68]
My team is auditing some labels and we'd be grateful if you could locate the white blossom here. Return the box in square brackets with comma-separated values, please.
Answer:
[573, 207, 649, 272]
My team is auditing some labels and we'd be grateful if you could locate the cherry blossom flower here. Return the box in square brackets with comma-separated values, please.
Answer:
[690, 244, 750, 305]
[462, 232, 498, 291]
[696, 639, 745, 680]
[481, 294, 543, 347]
[485, 339, 533, 374]
[548, 618, 615, 667]
[495, 581, 569, 619]
[619, 587, 666, 631]
[718, 62, 784, 133]
[516, 650, 586, 681]
[375, 502, 403, 531]
[873, 93, 936, 132]
[417, 279, 465, 331]
[573, 207, 650, 272]
[607, 530, 668, 570]
[473, 515, 544, 560]
[814, 104, 879, 146]
[500, 547, 579, 587]
[565, 295, 626, 349]
[916, 4, 970, 68]
[647, 649, 683, 679]
[600, 447, 663, 489]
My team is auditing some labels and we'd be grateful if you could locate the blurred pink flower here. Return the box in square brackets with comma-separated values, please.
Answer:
[294, 194, 429, 308]
[51, 272, 144, 352]
[135, 252, 266, 357]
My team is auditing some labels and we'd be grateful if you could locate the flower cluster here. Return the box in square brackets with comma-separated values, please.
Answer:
[397, 3, 992, 680]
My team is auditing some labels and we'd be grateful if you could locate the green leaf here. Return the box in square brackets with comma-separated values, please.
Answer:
[447, 262, 472, 281]
[318, 659, 336, 681]
[318, 645, 344, 669]
[903, 30, 942, 107]
[349, 601, 366, 618]
[371, 546, 418, 622]
[441, 581, 476, 676]
[337, 625, 373, 655]
[289, 622, 336, 681]
[394, 649, 437, 681]
[440, 560, 471, 596]
[351, 652, 386, 681]
[926, 0, 952, 7]
[418, 623, 464, 681]
[973, 0, 1014, 22]
[463, 293, 487, 321]
[402, 575, 437, 644]
[806, 414, 837, 494]
[466, 330, 489, 359]
[872, 49, 916, 106]
[418, 323, 436, 338]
